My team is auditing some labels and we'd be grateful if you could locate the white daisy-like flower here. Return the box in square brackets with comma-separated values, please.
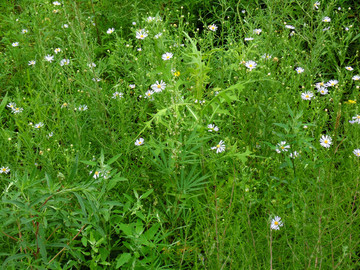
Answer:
[349, 115, 360, 124]
[135, 138, 144, 146]
[90, 170, 100, 179]
[34, 122, 44, 129]
[345, 66, 353, 71]
[315, 82, 326, 89]
[245, 60, 257, 71]
[144, 90, 154, 98]
[313, 1, 320, 9]
[262, 53, 272, 60]
[244, 37, 254, 41]
[92, 77, 101, 82]
[317, 87, 328, 95]
[211, 140, 226, 153]
[12, 42, 19, 47]
[275, 141, 290, 153]
[21, 29, 28, 34]
[137, 48, 142, 51]
[146, 16, 155, 22]
[78, 105, 88, 111]
[12, 107, 24, 114]
[44, 55, 54, 62]
[322, 17, 331, 22]
[88, 62, 96, 68]
[320, 135, 332, 148]
[136, 29, 148, 40]
[129, 84, 135, 89]
[151, 80, 166, 92]
[285, 25, 295, 29]
[154, 33, 162, 39]
[54, 48, 61, 54]
[301, 91, 314, 100]
[353, 149, 360, 157]
[62, 24, 69, 28]
[47, 132, 54, 138]
[0, 167, 10, 174]
[253, 28, 262, 35]
[326, 80, 338, 87]
[289, 151, 299, 159]
[271, 216, 283, 230]
[352, 75, 360, 81]
[132, 22, 136, 25]
[107, 28, 115, 34]
[112, 92, 124, 99]
[162, 52, 173, 61]
[60, 59, 70, 66]
[7, 103, 16, 109]
[208, 24, 217, 31]
[207, 124, 219, 132]
[53, 1, 61, 5]
[28, 60, 36, 66]
[295, 67, 304, 74]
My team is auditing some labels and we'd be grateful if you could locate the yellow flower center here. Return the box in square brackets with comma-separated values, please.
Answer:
[139, 141, 142, 144]
[324, 140, 328, 144]
[274, 221, 279, 225]
[157, 85, 161, 88]
[280, 146, 285, 149]
[216, 144, 220, 148]
[305, 95, 309, 98]
[2, 168, 6, 172]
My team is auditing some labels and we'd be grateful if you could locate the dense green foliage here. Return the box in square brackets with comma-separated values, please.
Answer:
[0, 0, 360, 268]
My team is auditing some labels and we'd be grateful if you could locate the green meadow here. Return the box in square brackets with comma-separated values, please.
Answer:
[0, 0, 359, 268]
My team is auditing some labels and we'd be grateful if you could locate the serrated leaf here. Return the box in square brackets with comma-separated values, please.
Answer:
[116, 253, 132, 268]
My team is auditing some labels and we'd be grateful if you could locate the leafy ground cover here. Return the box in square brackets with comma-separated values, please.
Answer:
[0, 0, 360, 268]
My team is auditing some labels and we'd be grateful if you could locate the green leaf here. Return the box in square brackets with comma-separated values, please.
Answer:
[116, 253, 132, 269]
[38, 224, 48, 263]
[73, 192, 87, 217]
[107, 153, 122, 165]
[119, 223, 133, 236]
[80, 160, 97, 166]
[140, 189, 153, 199]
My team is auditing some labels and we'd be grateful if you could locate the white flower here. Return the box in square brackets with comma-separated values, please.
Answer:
[44, 55, 54, 62]
[88, 62, 96, 68]
[132, 22, 136, 25]
[315, 82, 326, 89]
[53, 1, 61, 5]
[107, 28, 115, 34]
[146, 16, 155, 22]
[211, 140, 226, 153]
[135, 138, 144, 146]
[245, 60, 257, 71]
[144, 90, 154, 98]
[34, 122, 44, 129]
[326, 80, 338, 87]
[320, 135, 332, 148]
[208, 24, 217, 31]
[62, 24, 69, 28]
[295, 67, 304, 74]
[54, 48, 61, 54]
[136, 29, 148, 40]
[112, 92, 124, 99]
[90, 170, 100, 179]
[290, 151, 299, 159]
[208, 124, 219, 132]
[129, 84, 135, 89]
[28, 60, 36, 66]
[7, 103, 16, 109]
[154, 33, 162, 39]
[47, 132, 54, 138]
[92, 77, 101, 82]
[353, 149, 360, 157]
[78, 105, 88, 111]
[323, 27, 330, 31]
[21, 29, 28, 34]
[314, 1, 320, 9]
[345, 66, 353, 71]
[12, 107, 24, 114]
[322, 17, 331, 22]
[137, 47, 142, 51]
[301, 91, 314, 100]
[352, 75, 360, 81]
[151, 80, 166, 92]
[12, 42, 19, 47]
[262, 53, 272, 60]
[271, 216, 283, 230]
[253, 28, 262, 35]
[162, 52, 173, 61]
[285, 25, 295, 29]
[349, 115, 360, 124]
[317, 87, 328, 95]
[0, 167, 10, 174]
[244, 37, 254, 41]
[275, 141, 290, 153]
[60, 59, 70, 66]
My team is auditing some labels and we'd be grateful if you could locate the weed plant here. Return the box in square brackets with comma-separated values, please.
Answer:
[0, 0, 359, 269]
